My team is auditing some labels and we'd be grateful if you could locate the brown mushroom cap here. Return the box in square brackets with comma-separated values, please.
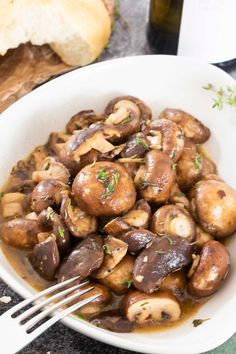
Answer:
[136, 150, 176, 204]
[121, 133, 149, 158]
[66, 110, 105, 133]
[133, 235, 193, 294]
[151, 204, 196, 242]
[28, 235, 60, 280]
[188, 240, 230, 297]
[72, 161, 136, 216]
[58, 235, 104, 283]
[190, 179, 236, 237]
[91, 310, 135, 333]
[159, 108, 210, 144]
[144, 118, 185, 162]
[0, 218, 41, 249]
[121, 290, 181, 324]
[120, 229, 157, 255]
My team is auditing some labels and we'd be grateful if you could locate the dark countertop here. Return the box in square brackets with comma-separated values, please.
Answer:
[0, 1, 236, 353]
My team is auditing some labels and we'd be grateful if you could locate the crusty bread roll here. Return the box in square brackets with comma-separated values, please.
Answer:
[0, 0, 112, 66]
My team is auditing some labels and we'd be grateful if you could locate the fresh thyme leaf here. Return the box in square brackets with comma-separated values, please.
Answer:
[46, 207, 55, 221]
[103, 245, 112, 255]
[122, 115, 134, 124]
[155, 249, 165, 254]
[77, 313, 84, 320]
[135, 136, 149, 150]
[194, 155, 202, 170]
[203, 83, 236, 110]
[139, 179, 159, 190]
[103, 170, 120, 198]
[171, 163, 177, 170]
[140, 302, 149, 307]
[44, 162, 50, 171]
[165, 236, 173, 246]
[123, 279, 133, 288]
[97, 168, 109, 182]
[58, 226, 64, 238]
[0, 191, 5, 199]
[192, 318, 210, 327]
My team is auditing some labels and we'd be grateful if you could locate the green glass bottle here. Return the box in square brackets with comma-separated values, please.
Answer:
[147, 0, 183, 55]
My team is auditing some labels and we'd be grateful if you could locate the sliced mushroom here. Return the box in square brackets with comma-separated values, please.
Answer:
[133, 236, 193, 294]
[38, 208, 70, 255]
[135, 150, 176, 204]
[28, 145, 49, 171]
[31, 179, 68, 213]
[144, 119, 185, 162]
[168, 183, 191, 211]
[103, 199, 151, 236]
[32, 157, 70, 184]
[104, 96, 151, 142]
[72, 161, 136, 216]
[121, 133, 149, 158]
[188, 240, 230, 297]
[6, 160, 36, 194]
[28, 235, 60, 280]
[195, 225, 214, 250]
[48, 131, 70, 156]
[151, 205, 196, 242]
[190, 179, 236, 237]
[160, 270, 186, 301]
[0, 218, 41, 248]
[92, 236, 128, 279]
[1, 192, 25, 218]
[58, 235, 104, 283]
[66, 110, 105, 133]
[120, 229, 157, 255]
[60, 193, 97, 238]
[121, 291, 181, 325]
[68, 283, 111, 316]
[99, 255, 135, 294]
[91, 310, 135, 333]
[159, 108, 210, 143]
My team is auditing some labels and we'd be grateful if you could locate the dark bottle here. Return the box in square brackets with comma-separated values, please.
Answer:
[147, 0, 183, 55]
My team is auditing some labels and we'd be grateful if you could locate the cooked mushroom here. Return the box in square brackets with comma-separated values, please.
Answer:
[135, 150, 176, 204]
[68, 283, 111, 316]
[120, 229, 157, 255]
[143, 118, 185, 162]
[66, 110, 105, 133]
[99, 255, 135, 294]
[168, 183, 191, 210]
[28, 235, 60, 280]
[195, 225, 214, 250]
[48, 131, 70, 156]
[72, 161, 136, 216]
[5, 160, 36, 194]
[38, 208, 70, 255]
[31, 179, 68, 213]
[29, 145, 49, 171]
[0, 218, 41, 248]
[92, 236, 128, 279]
[159, 270, 186, 300]
[121, 133, 149, 158]
[91, 310, 135, 332]
[159, 108, 210, 143]
[1, 192, 25, 218]
[133, 236, 193, 294]
[58, 235, 104, 283]
[151, 205, 196, 242]
[188, 240, 230, 297]
[105, 96, 152, 142]
[32, 157, 70, 184]
[190, 178, 236, 237]
[103, 200, 151, 236]
[121, 291, 181, 324]
[60, 193, 97, 238]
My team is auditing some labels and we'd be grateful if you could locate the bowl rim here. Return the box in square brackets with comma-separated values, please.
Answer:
[0, 54, 236, 354]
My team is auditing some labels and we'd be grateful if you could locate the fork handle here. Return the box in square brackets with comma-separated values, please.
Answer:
[0, 313, 28, 354]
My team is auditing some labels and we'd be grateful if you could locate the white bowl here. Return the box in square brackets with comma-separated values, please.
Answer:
[0, 55, 236, 354]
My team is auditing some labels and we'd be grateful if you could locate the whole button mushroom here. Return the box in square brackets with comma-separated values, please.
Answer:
[121, 291, 181, 325]
[188, 240, 230, 297]
[159, 108, 210, 144]
[143, 118, 185, 162]
[151, 204, 196, 242]
[72, 161, 136, 216]
[190, 178, 236, 237]
[133, 235, 193, 294]
[135, 150, 176, 204]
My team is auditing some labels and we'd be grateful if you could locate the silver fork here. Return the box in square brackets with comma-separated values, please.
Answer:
[0, 277, 98, 354]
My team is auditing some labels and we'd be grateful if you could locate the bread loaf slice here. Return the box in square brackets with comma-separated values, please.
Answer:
[0, 0, 112, 66]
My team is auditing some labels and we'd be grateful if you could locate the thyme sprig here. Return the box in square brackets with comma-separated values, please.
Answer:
[203, 83, 236, 110]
